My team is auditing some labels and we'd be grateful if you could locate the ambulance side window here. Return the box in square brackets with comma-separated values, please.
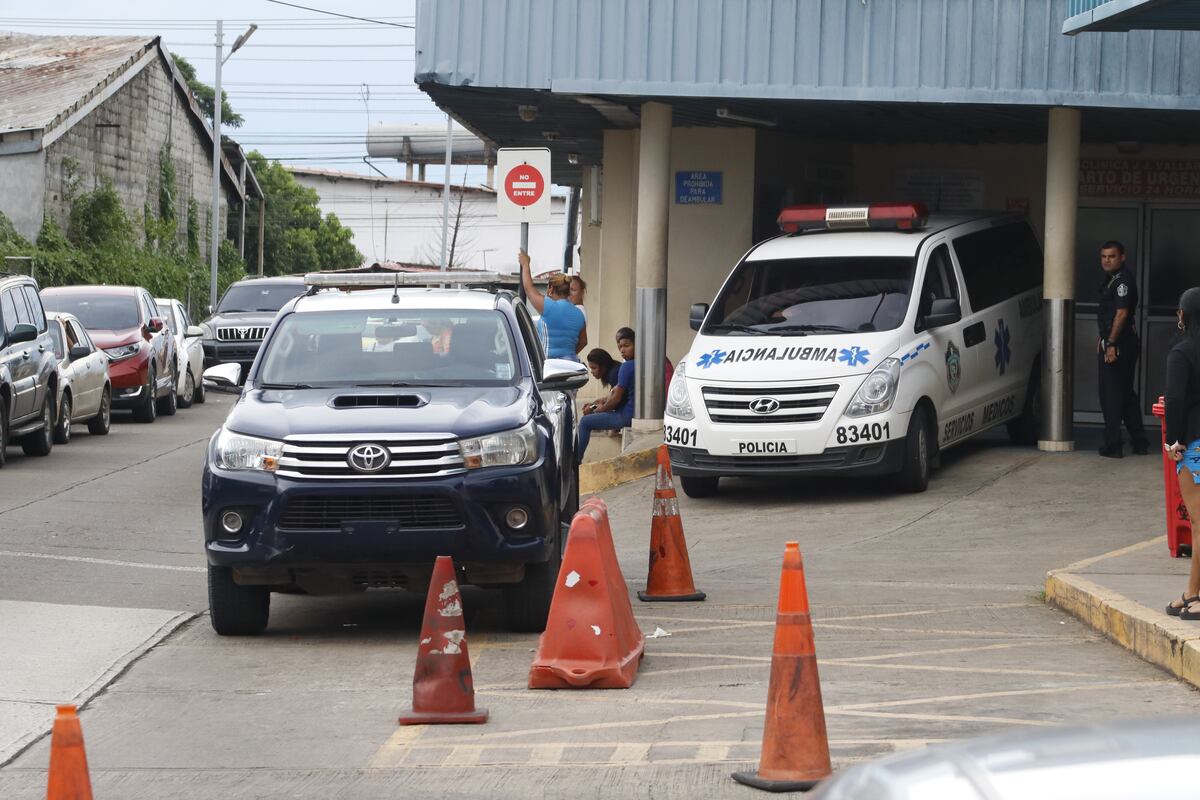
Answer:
[917, 244, 959, 326]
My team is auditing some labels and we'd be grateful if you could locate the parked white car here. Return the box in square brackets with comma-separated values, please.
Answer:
[45, 311, 111, 443]
[156, 298, 205, 408]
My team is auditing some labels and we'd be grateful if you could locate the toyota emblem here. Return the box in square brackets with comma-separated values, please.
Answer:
[347, 443, 390, 473]
[748, 397, 781, 415]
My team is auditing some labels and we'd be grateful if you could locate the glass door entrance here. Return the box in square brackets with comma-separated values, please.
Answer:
[1073, 203, 1200, 426]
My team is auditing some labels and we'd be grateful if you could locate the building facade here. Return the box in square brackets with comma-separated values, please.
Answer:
[288, 166, 577, 273]
[415, 0, 1200, 445]
[0, 33, 257, 261]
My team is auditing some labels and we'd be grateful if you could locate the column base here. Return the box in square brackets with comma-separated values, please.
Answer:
[632, 417, 663, 432]
[1037, 440, 1075, 452]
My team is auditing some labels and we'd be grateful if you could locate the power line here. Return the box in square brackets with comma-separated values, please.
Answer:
[262, 0, 414, 28]
[167, 42, 412, 48]
[181, 56, 416, 62]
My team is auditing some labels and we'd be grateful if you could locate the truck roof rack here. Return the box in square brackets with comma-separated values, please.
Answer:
[303, 271, 516, 293]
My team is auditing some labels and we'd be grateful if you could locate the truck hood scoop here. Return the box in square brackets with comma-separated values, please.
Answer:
[331, 393, 426, 409]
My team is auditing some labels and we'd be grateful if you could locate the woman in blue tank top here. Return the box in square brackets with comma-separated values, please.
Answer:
[518, 250, 586, 360]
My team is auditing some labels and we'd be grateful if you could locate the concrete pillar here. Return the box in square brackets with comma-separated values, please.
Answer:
[633, 101, 671, 427]
[418, 163, 426, 182]
[405, 162, 414, 181]
[1039, 107, 1081, 452]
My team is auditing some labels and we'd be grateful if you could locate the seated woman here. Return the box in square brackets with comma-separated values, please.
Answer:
[578, 334, 635, 460]
[518, 250, 586, 360]
[586, 347, 620, 389]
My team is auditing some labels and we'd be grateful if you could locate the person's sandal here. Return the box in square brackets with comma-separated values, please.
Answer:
[1167, 594, 1199, 617]
[1180, 598, 1200, 620]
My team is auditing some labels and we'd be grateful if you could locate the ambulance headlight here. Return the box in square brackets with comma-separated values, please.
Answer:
[845, 358, 900, 417]
[665, 361, 693, 421]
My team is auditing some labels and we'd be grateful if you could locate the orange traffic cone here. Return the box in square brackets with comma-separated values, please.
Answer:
[638, 445, 705, 602]
[732, 542, 831, 793]
[529, 498, 645, 688]
[46, 704, 93, 800]
[398, 556, 488, 724]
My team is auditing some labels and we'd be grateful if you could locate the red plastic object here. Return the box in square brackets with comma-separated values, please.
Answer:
[397, 556, 488, 724]
[529, 498, 645, 689]
[1153, 396, 1193, 558]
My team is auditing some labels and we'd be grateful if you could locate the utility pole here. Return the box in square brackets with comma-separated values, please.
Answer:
[439, 114, 453, 270]
[209, 20, 257, 309]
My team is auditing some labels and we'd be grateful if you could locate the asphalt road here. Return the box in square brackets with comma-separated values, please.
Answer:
[0, 397, 1196, 798]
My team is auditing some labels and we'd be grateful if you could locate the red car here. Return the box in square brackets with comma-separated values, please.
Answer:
[40, 286, 177, 422]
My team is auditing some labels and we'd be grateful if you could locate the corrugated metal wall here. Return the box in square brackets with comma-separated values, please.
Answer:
[416, 0, 1200, 110]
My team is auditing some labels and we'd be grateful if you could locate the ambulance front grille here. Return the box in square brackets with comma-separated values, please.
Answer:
[700, 383, 839, 425]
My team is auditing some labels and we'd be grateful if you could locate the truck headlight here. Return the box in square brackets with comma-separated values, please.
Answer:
[845, 358, 900, 418]
[213, 428, 283, 472]
[665, 361, 693, 421]
[459, 420, 538, 469]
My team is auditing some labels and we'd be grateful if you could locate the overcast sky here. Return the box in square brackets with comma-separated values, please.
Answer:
[0, 1, 480, 184]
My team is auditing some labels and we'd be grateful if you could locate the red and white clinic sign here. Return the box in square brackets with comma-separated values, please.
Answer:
[504, 164, 545, 207]
[496, 147, 552, 223]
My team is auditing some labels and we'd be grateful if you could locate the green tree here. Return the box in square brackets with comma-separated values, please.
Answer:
[170, 55, 244, 129]
[244, 152, 363, 275]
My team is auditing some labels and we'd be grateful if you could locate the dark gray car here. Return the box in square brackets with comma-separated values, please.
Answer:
[0, 273, 59, 466]
[200, 276, 306, 383]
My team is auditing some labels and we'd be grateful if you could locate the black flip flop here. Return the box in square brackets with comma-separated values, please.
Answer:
[1180, 598, 1200, 620]
[1167, 594, 1199, 617]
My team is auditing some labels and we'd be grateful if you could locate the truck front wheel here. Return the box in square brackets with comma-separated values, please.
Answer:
[208, 565, 270, 635]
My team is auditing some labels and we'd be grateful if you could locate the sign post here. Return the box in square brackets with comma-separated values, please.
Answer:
[496, 148, 552, 302]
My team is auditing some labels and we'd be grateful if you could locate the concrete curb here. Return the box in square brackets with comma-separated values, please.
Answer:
[1046, 568, 1200, 689]
[579, 446, 658, 495]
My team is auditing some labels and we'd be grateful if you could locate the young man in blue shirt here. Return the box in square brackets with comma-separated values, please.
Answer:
[578, 331, 635, 459]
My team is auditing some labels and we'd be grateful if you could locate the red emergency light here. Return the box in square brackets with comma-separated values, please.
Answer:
[777, 202, 929, 234]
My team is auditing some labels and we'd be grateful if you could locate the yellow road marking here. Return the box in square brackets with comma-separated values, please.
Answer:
[1061, 536, 1163, 573]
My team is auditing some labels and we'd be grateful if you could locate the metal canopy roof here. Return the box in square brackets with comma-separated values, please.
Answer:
[1063, 0, 1200, 34]
[417, 0, 1200, 187]
[423, 83, 1200, 188]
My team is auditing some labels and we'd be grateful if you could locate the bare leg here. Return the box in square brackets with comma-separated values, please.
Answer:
[1178, 467, 1200, 614]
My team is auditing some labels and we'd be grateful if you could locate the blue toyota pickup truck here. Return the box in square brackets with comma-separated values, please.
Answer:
[201, 275, 587, 634]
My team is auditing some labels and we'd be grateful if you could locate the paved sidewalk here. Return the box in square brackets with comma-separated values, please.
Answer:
[1047, 533, 1200, 687]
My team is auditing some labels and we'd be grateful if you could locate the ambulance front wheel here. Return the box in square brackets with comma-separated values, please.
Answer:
[896, 406, 932, 493]
[680, 476, 720, 498]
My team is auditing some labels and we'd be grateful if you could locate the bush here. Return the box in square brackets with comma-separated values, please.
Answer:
[0, 185, 247, 321]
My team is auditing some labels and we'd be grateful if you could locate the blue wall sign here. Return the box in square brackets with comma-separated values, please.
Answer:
[675, 171, 722, 205]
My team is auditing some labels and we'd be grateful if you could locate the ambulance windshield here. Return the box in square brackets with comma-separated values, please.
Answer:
[704, 256, 915, 335]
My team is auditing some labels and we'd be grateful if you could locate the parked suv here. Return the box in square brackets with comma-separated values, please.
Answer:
[201, 274, 588, 635]
[0, 273, 59, 465]
[41, 286, 177, 422]
[200, 276, 306, 383]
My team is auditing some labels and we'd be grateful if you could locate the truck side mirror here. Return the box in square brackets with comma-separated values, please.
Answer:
[923, 298, 962, 329]
[689, 303, 709, 332]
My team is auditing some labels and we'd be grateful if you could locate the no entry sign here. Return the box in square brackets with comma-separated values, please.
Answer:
[497, 147, 552, 223]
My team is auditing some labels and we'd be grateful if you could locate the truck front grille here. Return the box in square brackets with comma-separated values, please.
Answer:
[278, 495, 462, 531]
[700, 383, 840, 424]
[217, 326, 268, 341]
[276, 432, 465, 479]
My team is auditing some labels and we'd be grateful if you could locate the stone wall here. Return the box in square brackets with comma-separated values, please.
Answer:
[42, 52, 236, 259]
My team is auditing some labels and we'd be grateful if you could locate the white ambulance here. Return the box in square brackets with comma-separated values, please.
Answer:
[664, 202, 1043, 497]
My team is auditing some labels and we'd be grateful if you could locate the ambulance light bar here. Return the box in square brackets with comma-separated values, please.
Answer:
[303, 271, 510, 290]
[777, 202, 929, 234]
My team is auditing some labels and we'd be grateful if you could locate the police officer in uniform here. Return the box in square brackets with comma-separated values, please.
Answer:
[1096, 240, 1149, 458]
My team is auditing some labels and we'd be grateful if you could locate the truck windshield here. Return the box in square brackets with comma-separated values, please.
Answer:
[704, 256, 915, 335]
[257, 309, 520, 387]
[217, 283, 305, 313]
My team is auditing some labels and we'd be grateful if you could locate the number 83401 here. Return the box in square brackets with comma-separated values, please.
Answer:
[835, 421, 890, 445]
